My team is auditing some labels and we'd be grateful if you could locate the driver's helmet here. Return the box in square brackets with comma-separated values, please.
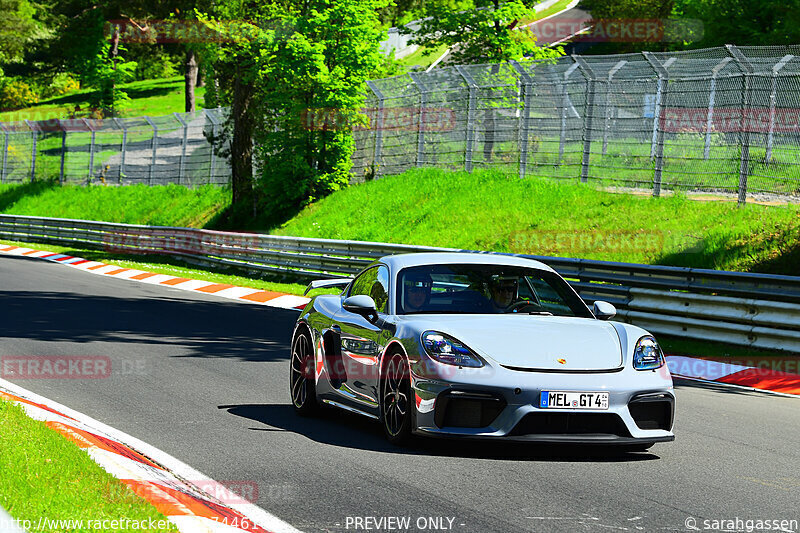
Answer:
[403, 271, 432, 310]
[489, 275, 519, 303]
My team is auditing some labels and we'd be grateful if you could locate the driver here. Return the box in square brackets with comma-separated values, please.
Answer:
[488, 275, 519, 312]
[403, 272, 432, 313]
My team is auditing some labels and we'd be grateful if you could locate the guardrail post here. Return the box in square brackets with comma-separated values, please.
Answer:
[510, 61, 533, 179]
[144, 116, 158, 186]
[455, 65, 478, 172]
[766, 54, 793, 164]
[560, 63, 579, 164]
[58, 121, 67, 185]
[726, 44, 754, 205]
[366, 80, 385, 176]
[174, 113, 189, 186]
[572, 55, 595, 183]
[602, 60, 627, 156]
[643, 52, 669, 197]
[409, 72, 429, 168]
[704, 58, 732, 160]
[113, 118, 127, 184]
[24, 120, 37, 182]
[0, 124, 8, 184]
[82, 118, 96, 184]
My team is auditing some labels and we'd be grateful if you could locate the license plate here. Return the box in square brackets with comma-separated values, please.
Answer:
[540, 391, 609, 410]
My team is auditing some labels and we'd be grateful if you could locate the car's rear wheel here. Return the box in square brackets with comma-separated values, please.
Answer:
[381, 351, 412, 445]
[290, 328, 318, 415]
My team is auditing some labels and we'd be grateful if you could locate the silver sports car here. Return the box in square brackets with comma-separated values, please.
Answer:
[290, 253, 675, 449]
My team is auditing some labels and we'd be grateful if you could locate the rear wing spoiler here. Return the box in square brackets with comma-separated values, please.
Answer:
[303, 278, 354, 296]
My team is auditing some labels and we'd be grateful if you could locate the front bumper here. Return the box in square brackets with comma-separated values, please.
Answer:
[410, 363, 675, 444]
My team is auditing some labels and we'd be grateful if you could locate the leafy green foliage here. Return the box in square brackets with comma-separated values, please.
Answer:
[0, 77, 39, 110]
[83, 41, 138, 117]
[408, 0, 563, 64]
[672, 0, 800, 47]
[202, 0, 389, 224]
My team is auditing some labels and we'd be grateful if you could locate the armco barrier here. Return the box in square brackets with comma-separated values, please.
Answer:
[1, 214, 799, 353]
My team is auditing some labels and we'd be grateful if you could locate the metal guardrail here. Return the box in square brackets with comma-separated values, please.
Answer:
[1, 214, 798, 352]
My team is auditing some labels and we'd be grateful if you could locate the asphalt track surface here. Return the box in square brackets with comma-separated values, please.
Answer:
[2, 255, 799, 533]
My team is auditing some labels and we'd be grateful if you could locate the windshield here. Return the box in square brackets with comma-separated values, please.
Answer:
[397, 264, 593, 317]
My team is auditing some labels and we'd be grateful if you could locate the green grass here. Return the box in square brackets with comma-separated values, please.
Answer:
[0, 399, 178, 532]
[274, 168, 800, 274]
[0, 77, 204, 122]
[0, 182, 230, 228]
[398, 43, 450, 70]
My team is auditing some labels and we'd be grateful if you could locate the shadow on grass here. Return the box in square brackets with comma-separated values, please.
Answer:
[0, 180, 59, 211]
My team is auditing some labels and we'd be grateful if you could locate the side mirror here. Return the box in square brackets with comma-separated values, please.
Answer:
[593, 300, 617, 321]
[343, 295, 378, 321]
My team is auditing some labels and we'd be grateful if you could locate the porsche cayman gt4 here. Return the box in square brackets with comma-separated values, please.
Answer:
[289, 253, 675, 449]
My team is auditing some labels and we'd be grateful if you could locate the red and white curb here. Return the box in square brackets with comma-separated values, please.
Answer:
[0, 244, 311, 311]
[666, 355, 800, 397]
[0, 379, 303, 533]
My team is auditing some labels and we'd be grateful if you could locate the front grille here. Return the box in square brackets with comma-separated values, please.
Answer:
[629, 394, 674, 431]
[434, 391, 506, 429]
[510, 413, 632, 437]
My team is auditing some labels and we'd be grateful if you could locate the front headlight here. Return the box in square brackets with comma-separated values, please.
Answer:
[422, 331, 484, 368]
[633, 335, 665, 370]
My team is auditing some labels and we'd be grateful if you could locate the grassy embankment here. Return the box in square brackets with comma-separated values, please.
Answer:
[0, 399, 178, 532]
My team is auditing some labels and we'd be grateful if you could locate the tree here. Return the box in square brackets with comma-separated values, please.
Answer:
[0, 0, 40, 69]
[201, 0, 388, 224]
[672, 0, 800, 47]
[406, 0, 563, 64]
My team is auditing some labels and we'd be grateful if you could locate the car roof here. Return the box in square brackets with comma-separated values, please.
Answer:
[377, 252, 556, 274]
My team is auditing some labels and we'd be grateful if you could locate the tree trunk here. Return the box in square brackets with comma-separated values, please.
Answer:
[231, 71, 255, 206]
[196, 67, 205, 88]
[185, 49, 198, 113]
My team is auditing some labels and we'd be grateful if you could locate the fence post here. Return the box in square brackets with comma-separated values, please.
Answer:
[510, 61, 533, 179]
[455, 65, 478, 172]
[602, 60, 627, 155]
[766, 54, 793, 164]
[144, 116, 158, 186]
[647, 57, 675, 161]
[205, 109, 219, 185]
[643, 52, 669, 198]
[113, 118, 127, 183]
[82, 118, 96, 184]
[408, 72, 429, 168]
[24, 120, 37, 183]
[704, 58, 732, 160]
[366, 80, 385, 176]
[174, 113, 189, 186]
[58, 121, 67, 185]
[0, 124, 8, 184]
[572, 55, 595, 183]
[560, 62, 579, 164]
[726, 44, 753, 205]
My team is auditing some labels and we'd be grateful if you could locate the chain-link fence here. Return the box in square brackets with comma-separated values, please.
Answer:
[0, 108, 230, 187]
[2, 45, 799, 201]
[354, 44, 800, 202]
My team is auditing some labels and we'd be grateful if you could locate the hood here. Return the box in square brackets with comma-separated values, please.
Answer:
[402, 315, 623, 371]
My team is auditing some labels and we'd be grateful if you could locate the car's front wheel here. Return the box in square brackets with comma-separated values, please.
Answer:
[381, 350, 413, 445]
[290, 328, 318, 415]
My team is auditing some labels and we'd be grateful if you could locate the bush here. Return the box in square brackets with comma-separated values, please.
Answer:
[46, 73, 81, 98]
[0, 77, 40, 111]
